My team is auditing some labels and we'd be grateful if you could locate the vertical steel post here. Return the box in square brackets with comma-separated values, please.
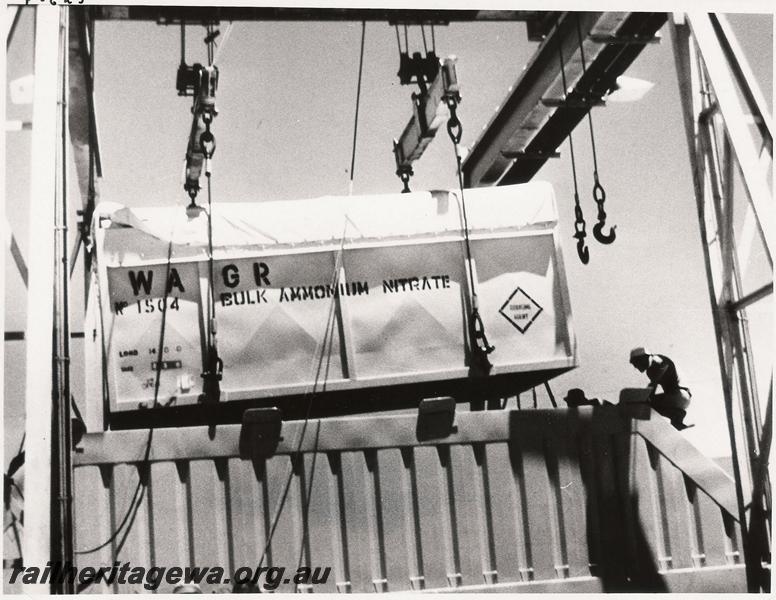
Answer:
[54, 8, 75, 593]
[23, 6, 62, 592]
[711, 14, 773, 154]
[694, 14, 771, 548]
[699, 99, 760, 489]
[669, 14, 753, 591]
[752, 379, 773, 529]
[748, 379, 773, 565]
[687, 12, 774, 263]
[670, 13, 772, 590]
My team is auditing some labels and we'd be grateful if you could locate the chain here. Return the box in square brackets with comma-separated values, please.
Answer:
[398, 167, 413, 193]
[446, 93, 494, 376]
[558, 31, 589, 265]
[446, 95, 462, 144]
[591, 175, 615, 241]
[200, 112, 216, 158]
[199, 112, 223, 405]
[575, 15, 616, 246]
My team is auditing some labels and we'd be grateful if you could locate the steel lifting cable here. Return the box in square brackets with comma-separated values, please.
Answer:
[292, 277, 340, 574]
[212, 21, 234, 66]
[575, 15, 616, 245]
[557, 32, 590, 265]
[285, 31, 368, 569]
[199, 29, 223, 405]
[290, 222, 359, 574]
[348, 21, 366, 196]
[77, 236, 179, 592]
[93, 257, 112, 422]
[76, 227, 178, 557]
[254, 222, 351, 579]
[394, 24, 403, 55]
[152, 241, 176, 408]
[78, 24, 221, 569]
[200, 127, 223, 405]
[75, 237, 177, 563]
[445, 92, 495, 375]
[205, 23, 217, 65]
[180, 22, 186, 65]
[79, 27, 218, 575]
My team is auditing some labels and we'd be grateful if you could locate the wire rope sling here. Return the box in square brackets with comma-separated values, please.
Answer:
[390, 24, 495, 374]
[179, 22, 224, 404]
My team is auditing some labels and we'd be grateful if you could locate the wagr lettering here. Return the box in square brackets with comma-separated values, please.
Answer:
[127, 269, 186, 296]
[279, 281, 369, 303]
[221, 262, 271, 288]
[220, 290, 269, 306]
[382, 275, 450, 293]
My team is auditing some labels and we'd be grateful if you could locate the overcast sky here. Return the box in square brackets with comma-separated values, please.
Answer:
[4, 5, 773, 461]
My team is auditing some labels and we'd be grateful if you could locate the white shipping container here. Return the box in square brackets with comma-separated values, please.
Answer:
[84, 183, 577, 424]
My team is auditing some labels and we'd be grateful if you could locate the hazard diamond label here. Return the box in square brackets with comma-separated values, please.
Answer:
[499, 287, 543, 333]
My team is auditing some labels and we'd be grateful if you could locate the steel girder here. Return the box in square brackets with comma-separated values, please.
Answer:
[671, 12, 772, 592]
[463, 11, 667, 188]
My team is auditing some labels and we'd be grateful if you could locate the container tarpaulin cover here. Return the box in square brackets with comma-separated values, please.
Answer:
[86, 183, 576, 418]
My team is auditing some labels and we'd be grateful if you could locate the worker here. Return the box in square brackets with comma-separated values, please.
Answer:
[563, 388, 600, 407]
[629, 347, 692, 430]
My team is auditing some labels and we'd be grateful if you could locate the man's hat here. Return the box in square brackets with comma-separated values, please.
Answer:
[630, 346, 649, 362]
[564, 388, 587, 403]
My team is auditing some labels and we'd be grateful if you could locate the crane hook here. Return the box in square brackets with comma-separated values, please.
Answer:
[593, 221, 617, 245]
[591, 178, 616, 244]
[572, 200, 590, 265]
[575, 235, 590, 264]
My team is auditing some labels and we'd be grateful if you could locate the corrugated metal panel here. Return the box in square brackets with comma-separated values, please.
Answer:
[73, 407, 746, 593]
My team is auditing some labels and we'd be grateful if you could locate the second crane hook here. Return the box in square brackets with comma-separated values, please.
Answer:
[591, 178, 616, 245]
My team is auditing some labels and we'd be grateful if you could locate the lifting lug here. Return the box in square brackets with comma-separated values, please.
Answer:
[199, 345, 223, 404]
[470, 308, 494, 375]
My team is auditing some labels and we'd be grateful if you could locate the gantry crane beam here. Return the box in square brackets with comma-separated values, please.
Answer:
[463, 11, 667, 188]
[91, 6, 556, 33]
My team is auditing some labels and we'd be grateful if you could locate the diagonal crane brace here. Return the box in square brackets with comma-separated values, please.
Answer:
[393, 56, 459, 192]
